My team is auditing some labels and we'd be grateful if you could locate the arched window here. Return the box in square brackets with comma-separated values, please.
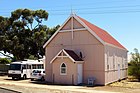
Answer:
[60, 63, 67, 75]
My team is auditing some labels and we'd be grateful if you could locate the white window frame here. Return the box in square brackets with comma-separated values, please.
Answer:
[113, 54, 115, 69]
[60, 63, 67, 75]
[107, 51, 109, 70]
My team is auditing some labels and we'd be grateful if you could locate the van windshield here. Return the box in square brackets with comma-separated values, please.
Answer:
[9, 64, 21, 70]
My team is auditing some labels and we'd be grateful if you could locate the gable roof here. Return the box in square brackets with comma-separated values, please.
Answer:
[77, 16, 126, 50]
[64, 49, 83, 61]
[50, 49, 83, 64]
[43, 14, 127, 51]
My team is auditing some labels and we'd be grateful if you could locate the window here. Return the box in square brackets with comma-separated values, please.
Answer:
[27, 65, 31, 69]
[60, 63, 67, 75]
[32, 64, 36, 69]
[113, 54, 115, 69]
[32, 64, 44, 69]
[9, 64, 21, 70]
[37, 64, 44, 69]
[107, 52, 109, 70]
[22, 65, 26, 69]
[33, 70, 41, 73]
[122, 57, 124, 68]
[107, 65, 109, 69]
[38, 64, 41, 69]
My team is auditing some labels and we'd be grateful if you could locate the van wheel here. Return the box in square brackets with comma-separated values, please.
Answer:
[12, 77, 15, 80]
[41, 76, 45, 81]
[31, 78, 34, 81]
[23, 75, 27, 80]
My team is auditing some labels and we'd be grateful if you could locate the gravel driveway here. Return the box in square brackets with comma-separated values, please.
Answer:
[0, 76, 140, 93]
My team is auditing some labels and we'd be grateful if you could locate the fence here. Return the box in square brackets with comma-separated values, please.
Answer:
[0, 64, 9, 75]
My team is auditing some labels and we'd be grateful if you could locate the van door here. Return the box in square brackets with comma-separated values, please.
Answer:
[26, 64, 32, 78]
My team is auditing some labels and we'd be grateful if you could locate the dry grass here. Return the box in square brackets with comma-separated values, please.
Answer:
[110, 76, 140, 89]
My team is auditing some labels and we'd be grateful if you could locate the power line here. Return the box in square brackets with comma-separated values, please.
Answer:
[1, 10, 140, 17]
[1, 9, 140, 17]
[42, 4, 140, 12]
[79, 10, 140, 15]
[74, 5, 140, 11]
[0, 4, 140, 13]
[0, 3, 140, 16]
[0, 0, 138, 11]
[49, 10, 140, 16]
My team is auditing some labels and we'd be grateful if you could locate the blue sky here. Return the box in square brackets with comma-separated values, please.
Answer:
[0, 0, 140, 53]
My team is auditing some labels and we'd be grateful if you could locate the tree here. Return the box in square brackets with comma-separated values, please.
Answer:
[0, 9, 49, 60]
[0, 16, 10, 51]
[0, 9, 60, 61]
[129, 48, 140, 81]
[10, 9, 48, 31]
[31, 25, 60, 58]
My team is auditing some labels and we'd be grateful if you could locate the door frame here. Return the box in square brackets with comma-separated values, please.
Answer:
[77, 64, 83, 84]
[118, 64, 121, 80]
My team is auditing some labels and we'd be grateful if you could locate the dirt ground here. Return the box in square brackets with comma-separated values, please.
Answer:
[0, 76, 140, 93]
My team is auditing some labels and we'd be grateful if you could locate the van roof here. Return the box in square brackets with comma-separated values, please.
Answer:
[11, 60, 43, 65]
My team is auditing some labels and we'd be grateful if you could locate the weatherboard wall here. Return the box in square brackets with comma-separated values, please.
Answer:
[104, 45, 128, 85]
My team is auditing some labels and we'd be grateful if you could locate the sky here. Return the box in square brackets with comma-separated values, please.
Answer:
[0, 51, 13, 58]
[0, 0, 140, 54]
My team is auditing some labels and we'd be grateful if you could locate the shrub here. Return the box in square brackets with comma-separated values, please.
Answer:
[0, 58, 11, 64]
[128, 48, 140, 81]
[28, 55, 38, 60]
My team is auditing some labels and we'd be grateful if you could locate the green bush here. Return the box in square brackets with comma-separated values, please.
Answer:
[28, 55, 38, 60]
[0, 58, 11, 64]
[128, 65, 140, 77]
[128, 48, 140, 81]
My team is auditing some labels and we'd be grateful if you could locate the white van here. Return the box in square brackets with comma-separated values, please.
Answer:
[8, 60, 44, 80]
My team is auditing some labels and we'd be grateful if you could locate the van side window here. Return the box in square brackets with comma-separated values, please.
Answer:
[38, 64, 41, 69]
[27, 65, 31, 69]
[32, 64, 36, 69]
[41, 64, 44, 69]
[22, 65, 26, 69]
[29, 65, 31, 69]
